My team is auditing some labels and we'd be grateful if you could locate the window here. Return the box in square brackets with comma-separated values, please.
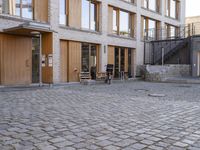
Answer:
[143, 0, 159, 12]
[59, 0, 68, 25]
[81, 0, 98, 31]
[165, 24, 178, 38]
[166, 0, 180, 19]
[112, 8, 134, 37]
[142, 17, 159, 40]
[1, 0, 33, 19]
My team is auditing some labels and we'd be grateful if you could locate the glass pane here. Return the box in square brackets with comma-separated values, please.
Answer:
[81, 0, 89, 29]
[0, 0, 2, 13]
[32, 38, 40, 83]
[90, 3, 96, 30]
[120, 11, 129, 36]
[113, 9, 117, 34]
[144, 0, 148, 8]
[170, 0, 176, 18]
[149, 0, 156, 11]
[22, 0, 32, 19]
[90, 45, 96, 79]
[82, 43, 89, 72]
[15, 0, 21, 16]
[59, 0, 66, 25]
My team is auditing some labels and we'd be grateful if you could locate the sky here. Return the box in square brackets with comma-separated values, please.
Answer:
[186, 0, 200, 17]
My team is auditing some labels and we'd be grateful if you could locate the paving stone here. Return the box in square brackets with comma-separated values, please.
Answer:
[1, 81, 200, 149]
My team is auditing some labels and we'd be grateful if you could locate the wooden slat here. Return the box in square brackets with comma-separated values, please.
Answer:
[34, 0, 48, 22]
[42, 32, 53, 83]
[0, 34, 32, 85]
[68, 41, 81, 82]
[69, 0, 81, 28]
[60, 40, 68, 82]
[108, 6, 113, 34]
[124, 48, 128, 73]
[108, 46, 115, 65]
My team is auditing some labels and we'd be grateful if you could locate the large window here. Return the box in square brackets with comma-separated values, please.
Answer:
[112, 8, 134, 37]
[120, 11, 130, 36]
[1, 0, 33, 19]
[59, 0, 67, 25]
[81, 0, 98, 31]
[166, 0, 180, 19]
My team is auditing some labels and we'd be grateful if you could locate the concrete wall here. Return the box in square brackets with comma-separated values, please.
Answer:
[143, 65, 191, 81]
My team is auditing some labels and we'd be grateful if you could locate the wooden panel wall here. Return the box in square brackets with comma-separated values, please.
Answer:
[69, 0, 81, 28]
[68, 41, 81, 82]
[108, 6, 113, 34]
[0, 34, 32, 85]
[42, 33, 53, 83]
[34, 0, 49, 22]
[60, 40, 68, 82]
[108, 46, 115, 65]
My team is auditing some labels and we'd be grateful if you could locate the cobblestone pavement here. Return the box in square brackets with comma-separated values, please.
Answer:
[1, 81, 200, 150]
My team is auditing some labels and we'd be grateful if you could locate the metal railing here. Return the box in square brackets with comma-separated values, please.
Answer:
[143, 23, 200, 65]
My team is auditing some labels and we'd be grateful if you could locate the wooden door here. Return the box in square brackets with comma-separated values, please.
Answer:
[60, 40, 68, 82]
[108, 46, 115, 65]
[0, 34, 32, 85]
[68, 41, 81, 82]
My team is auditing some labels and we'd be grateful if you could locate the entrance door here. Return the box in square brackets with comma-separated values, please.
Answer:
[1, 34, 32, 85]
[32, 38, 40, 83]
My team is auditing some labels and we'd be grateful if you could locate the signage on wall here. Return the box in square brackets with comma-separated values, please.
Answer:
[48, 54, 53, 67]
[42, 55, 46, 67]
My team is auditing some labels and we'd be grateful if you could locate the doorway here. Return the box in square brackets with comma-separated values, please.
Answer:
[81, 43, 97, 80]
[32, 38, 40, 83]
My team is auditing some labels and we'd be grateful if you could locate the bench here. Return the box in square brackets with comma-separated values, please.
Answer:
[96, 72, 107, 81]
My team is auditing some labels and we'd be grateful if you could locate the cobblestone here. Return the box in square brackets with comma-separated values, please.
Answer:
[1, 81, 200, 149]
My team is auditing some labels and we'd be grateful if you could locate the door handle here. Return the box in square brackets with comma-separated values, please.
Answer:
[26, 59, 30, 67]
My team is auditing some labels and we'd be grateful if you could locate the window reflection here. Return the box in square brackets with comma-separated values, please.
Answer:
[120, 11, 130, 36]
[22, 0, 32, 19]
[59, 0, 67, 25]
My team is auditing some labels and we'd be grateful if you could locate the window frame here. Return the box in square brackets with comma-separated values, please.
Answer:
[59, 0, 69, 25]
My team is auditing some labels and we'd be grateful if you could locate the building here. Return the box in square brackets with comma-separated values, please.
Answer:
[0, 0, 185, 86]
[186, 16, 200, 77]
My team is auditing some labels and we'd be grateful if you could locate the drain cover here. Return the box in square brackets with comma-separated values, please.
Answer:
[148, 93, 166, 97]
[135, 89, 149, 92]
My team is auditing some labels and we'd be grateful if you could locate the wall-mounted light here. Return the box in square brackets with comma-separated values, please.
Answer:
[104, 45, 106, 54]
